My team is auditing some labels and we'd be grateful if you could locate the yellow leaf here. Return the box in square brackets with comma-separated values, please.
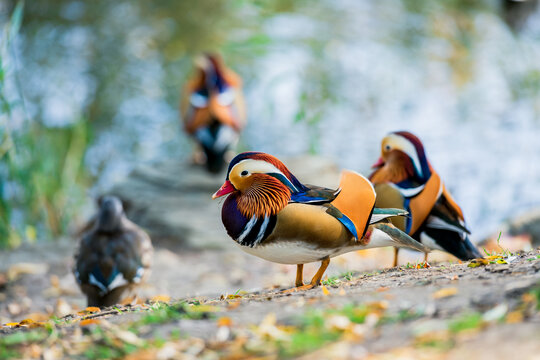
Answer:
[84, 307, 101, 313]
[4, 322, 19, 327]
[432, 287, 458, 299]
[217, 317, 233, 327]
[80, 319, 100, 326]
[24, 312, 49, 322]
[321, 285, 330, 296]
[150, 295, 171, 303]
[506, 311, 524, 324]
[188, 305, 220, 313]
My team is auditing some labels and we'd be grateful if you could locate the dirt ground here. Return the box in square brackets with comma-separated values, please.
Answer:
[0, 239, 539, 359]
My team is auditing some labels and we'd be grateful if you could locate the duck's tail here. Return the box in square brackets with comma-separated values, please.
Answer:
[368, 222, 429, 252]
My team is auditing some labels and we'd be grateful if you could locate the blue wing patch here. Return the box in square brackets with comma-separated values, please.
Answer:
[290, 192, 329, 204]
[336, 214, 358, 240]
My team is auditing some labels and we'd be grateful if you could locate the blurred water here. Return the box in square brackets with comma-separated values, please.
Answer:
[10, 0, 540, 240]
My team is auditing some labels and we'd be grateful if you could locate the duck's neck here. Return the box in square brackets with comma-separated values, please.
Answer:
[371, 151, 430, 185]
[222, 193, 278, 247]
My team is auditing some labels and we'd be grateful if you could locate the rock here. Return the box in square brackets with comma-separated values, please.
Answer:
[109, 156, 341, 249]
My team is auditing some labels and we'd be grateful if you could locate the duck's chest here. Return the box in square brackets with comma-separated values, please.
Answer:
[221, 195, 277, 248]
[222, 199, 355, 263]
[236, 241, 353, 264]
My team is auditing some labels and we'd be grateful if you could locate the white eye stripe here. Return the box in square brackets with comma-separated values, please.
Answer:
[386, 134, 424, 178]
[231, 159, 299, 191]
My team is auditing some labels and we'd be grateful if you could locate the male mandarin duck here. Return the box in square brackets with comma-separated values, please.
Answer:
[181, 53, 246, 173]
[213, 152, 428, 290]
[74, 196, 153, 307]
[369, 131, 482, 266]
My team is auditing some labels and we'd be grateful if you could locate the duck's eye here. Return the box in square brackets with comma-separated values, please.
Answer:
[385, 144, 391, 151]
[241, 170, 249, 176]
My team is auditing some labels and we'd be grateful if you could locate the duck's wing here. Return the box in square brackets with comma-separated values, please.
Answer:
[290, 184, 340, 204]
[329, 170, 377, 241]
[425, 188, 471, 235]
[288, 171, 376, 241]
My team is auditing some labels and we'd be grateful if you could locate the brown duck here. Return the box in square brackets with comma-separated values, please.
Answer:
[213, 152, 428, 290]
[74, 196, 153, 307]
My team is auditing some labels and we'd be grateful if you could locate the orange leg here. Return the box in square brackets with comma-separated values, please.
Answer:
[393, 247, 399, 267]
[283, 258, 330, 293]
[295, 264, 304, 287]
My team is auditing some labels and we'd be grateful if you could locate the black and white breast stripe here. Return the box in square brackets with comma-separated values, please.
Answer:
[235, 215, 277, 248]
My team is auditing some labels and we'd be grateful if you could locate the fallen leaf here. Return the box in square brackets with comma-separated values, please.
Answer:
[217, 317, 233, 327]
[84, 306, 101, 313]
[506, 311, 524, 324]
[227, 301, 241, 310]
[188, 305, 220, 313]
[116, 329, 145, 346]
[339, 288, 346, 296]
[432, 287, 458, 299]
[7, 263, 49, 281]
[24, 312, 50, 322]
[124, 349, 157, 360]
[120, 295, 137, 305]
[54, 299, 72, 318]
[226, 294, 242, 299]
[150, 295, 171, 303]
[80, 319, 101, 326]
[321, 285, 330, 296]
[376, 287, 389, 292]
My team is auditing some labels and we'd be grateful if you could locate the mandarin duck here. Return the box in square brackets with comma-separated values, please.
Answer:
[74, 196, 153, 307]
[369, 131, 482, 266]
[212, 152, 428, 290]
[181, 53, 246, 173]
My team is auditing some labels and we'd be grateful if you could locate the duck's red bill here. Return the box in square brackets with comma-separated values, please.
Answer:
[212, 180, 235, 199]
[371, 157, 385, 168]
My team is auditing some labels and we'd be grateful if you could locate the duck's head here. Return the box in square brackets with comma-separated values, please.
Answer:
[372, 131, 431, 182]
[212, 152, 305, 217]
[96, 195, 125, 232]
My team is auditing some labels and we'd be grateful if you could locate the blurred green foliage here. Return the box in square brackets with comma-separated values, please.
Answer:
[0, 2, 91, 248]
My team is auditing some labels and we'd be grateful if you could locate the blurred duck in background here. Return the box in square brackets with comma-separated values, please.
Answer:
[369, 131, 482, 266]
[213, 152, 428, 290]
[74, 196, 153, 307]
[181, 53, 247, 173]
